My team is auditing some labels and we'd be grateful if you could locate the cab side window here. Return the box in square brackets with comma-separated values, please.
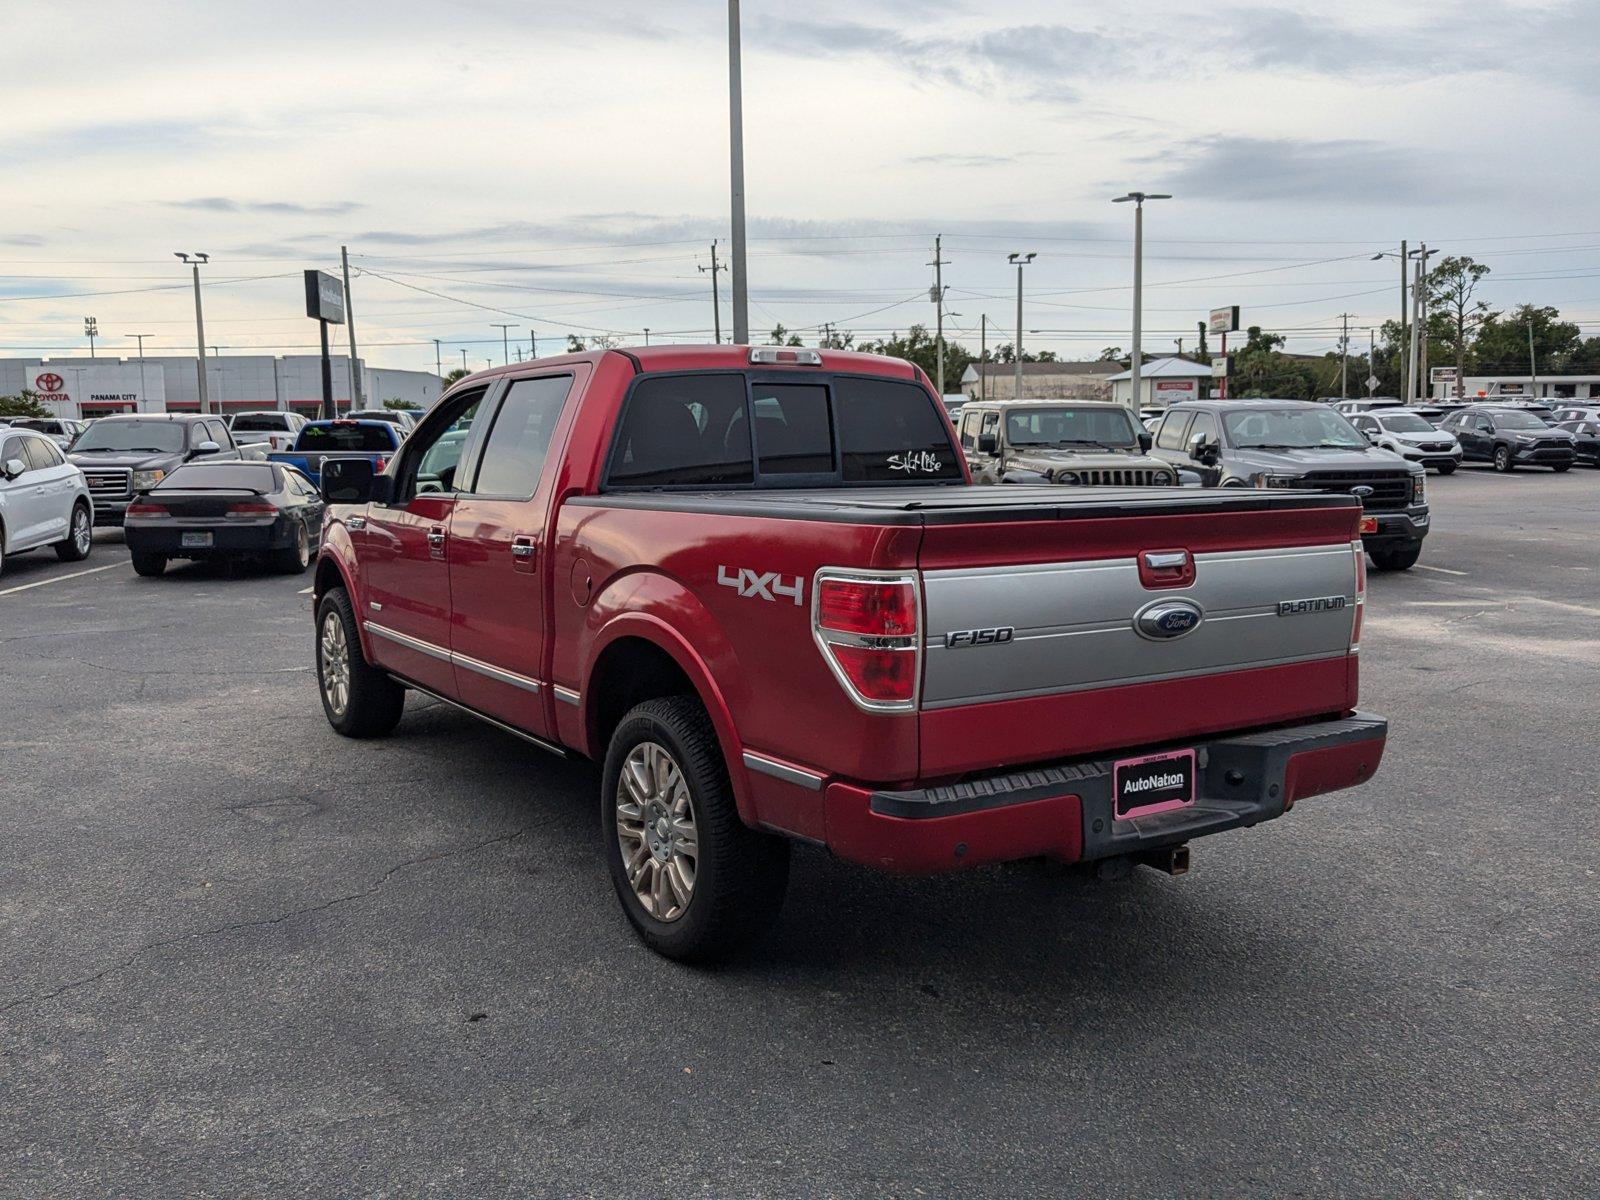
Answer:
[1156, 411, 1194, 450]
[1186, 411, 1218, 447]
[468, 376, 573, 499]
[408, 388, 489, 497]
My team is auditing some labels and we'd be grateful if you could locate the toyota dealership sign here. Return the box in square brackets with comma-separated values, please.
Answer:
[28, 365, 164, 416]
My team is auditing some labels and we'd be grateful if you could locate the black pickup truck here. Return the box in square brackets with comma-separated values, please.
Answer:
[68, 414, 244, 526]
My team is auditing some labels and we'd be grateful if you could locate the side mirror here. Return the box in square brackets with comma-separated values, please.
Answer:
[321, 458, 394, 505]
[1188, 433, 1218, 463]
[1363, 430, 1380, 443]
[1138, 430, 1154, 452]
[189, 440, 221, 459]
[977, 432, 998, 454]
[2, 457, 25, 481]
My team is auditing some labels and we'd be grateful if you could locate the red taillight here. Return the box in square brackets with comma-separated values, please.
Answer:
[1351, 540, 1366, 652]
[374, 456, 388, 473]
[813, 573, 920, 710]
[227, 501, 277, 517]
[125, 500, 167, 517]
[817, 577, 917, 636]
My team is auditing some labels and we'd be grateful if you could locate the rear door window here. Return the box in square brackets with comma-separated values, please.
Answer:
[608, 375, 753, 487]
[834, 377, 962, 481]
[1156, 411, 1195, 450]
[22, 436, 59, 471]
[468, 376, 573, 498]
[1186, 411, 1218, 446]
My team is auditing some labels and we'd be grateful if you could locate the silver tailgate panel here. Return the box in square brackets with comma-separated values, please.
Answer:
[920, 545, 1355, 707]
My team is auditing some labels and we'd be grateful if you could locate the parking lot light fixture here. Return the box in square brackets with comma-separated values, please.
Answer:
[1112, 193, 1171, 411]
[174, 252, 211, 413]
[1007, 252, 1036, 398]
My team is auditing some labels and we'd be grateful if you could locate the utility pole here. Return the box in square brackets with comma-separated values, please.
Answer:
[1197, 321, 1208, 362]
[1175, 337, 1184, 357]
[175, 252, 211, 413]
[1368, 328, 1376, 397]
[980, 315, 988, 403]
[529, 329, 537, 359]
[1339, 312, 1351, 398]
[461, 349, 468, 373]
[1416, 243, 1437, 397]
[699, 240, 724, 344]
[928, 234, 949, 395]
[1398, 239, 1408, 394]
[125, 332, 153, 411]
[341, 246, 364, 410]
[1406, 255, 1424, 404]
[643, 327, 651, 346]
[84, 316, 98, 358]
[727, 0, 749, 344]
[433, 338, 443, 384]
[1113, 192, 1172, 413]
[492, 323, 513, 365]
[1008, 253, 1035, 399]
[1528, 319, 1539, 398]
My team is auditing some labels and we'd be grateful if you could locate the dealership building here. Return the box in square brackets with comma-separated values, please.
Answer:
[0, 354, 442, 420]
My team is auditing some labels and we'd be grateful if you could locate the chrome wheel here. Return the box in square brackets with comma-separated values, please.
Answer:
[72, 507, 91, 555]
[319, 612, 351, 717]
[615, 741, 699, 922]
[295, 523, 310, 568]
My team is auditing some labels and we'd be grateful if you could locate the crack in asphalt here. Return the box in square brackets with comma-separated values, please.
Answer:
[0, 824, 540, 1016]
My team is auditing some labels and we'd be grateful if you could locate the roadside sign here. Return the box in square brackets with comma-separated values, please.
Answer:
[1430, 366, 1458, 383]
[1367, 375, 1380, 390]
[1208, 306, 1240, 335]
[1211, 356, 1229, 378]
[304, 270, 346, 325]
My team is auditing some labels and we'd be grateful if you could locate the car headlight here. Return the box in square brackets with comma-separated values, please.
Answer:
[1411, 474, 1426, 505]
[1254, 473, 1300, 488]
[131, 469, 166, 491]
[1053, 471, 1079, 485]
[1514, 434, 1537, 444]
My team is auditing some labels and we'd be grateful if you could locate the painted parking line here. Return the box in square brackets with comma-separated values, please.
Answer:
[298, 586, 314, 594]
[1415, 564, 1469, 577]
[0, 562, 122, 597]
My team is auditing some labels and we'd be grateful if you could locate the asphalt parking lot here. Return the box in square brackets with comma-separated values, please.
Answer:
[3, 466, 1596, 1198]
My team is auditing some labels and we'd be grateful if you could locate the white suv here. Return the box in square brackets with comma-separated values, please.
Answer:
[0, 428, 94, 576]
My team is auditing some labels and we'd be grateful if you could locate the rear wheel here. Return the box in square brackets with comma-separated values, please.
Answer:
[602, 696, 789, 962]
[274, 521, 311, 573]
[1369, 543, 1422, 572]
[1493, 445, 1514, 472]
[54, 502, 92, 562]
[130, 551, 167, 577]
[316, 588, 405, 737]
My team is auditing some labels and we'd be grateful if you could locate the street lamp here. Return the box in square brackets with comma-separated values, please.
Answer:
[1112, 192, 1171, 411]
[125, 333, 154, 412]
[727, 0, 749, 343]
[174, 252, 211, 413]
[1008, 252, 1036, 398]
[83, 316, 98, 358]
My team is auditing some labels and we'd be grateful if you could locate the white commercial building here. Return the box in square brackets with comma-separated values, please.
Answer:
[1429, 371, 1600, 402]
[0, 354, 442, 420]
[1107, 357, 1212, 409]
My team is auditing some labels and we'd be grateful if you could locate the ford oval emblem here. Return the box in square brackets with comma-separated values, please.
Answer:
[1351, 485, 1374, 498]
[1134, 598, 1204, 641]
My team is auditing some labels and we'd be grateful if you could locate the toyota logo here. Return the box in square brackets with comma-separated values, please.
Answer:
[36, 372, 64, 393]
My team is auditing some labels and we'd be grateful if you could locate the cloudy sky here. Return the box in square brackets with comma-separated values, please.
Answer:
[4, 0, 1598, 375]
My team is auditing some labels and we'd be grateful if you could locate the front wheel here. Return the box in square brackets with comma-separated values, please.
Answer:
[1369, 543, 1423, 572]
[55, 502, 93, 562]
[130, 551, 167, 577]
[316, 588, 405, 737]
[1493, 445, 1514, 472]
[602, 696, 790, 963]
[1552, 463, 1571, 473]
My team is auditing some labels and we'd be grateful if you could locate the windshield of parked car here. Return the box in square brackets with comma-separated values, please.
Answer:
[1377, 413, 1436, 434]
[296, 422, 396, 451]
[1490, 411, 1548, 430]
[71, 419, 186, 454]
[230, 414, 289, 431]
[1005, 407, 1140, 449]
[1223, 408, 1366, 450]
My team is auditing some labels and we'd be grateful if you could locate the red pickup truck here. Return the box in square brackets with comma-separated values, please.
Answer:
[311, 345, 1387, 961]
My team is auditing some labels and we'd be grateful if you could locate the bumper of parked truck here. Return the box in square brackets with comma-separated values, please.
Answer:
[820, 712, 1387, 874]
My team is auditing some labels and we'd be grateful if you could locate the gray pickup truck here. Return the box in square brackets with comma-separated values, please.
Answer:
[955, 400, 1181, 486]
[1149, 399, 1429, 571]
[67, 414, 244, 526]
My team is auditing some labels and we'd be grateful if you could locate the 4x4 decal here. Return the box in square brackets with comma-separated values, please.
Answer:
[717, 565, 804, 605]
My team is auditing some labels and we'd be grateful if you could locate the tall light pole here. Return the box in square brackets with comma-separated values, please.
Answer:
[125, 332, 153, 411]
[727, 0, 749, 344]
[175, 252, 210, 413]
[461, 349, 469, 373]
[1373, 242, 1409, 394]
[1112, 192, 1171, 412]
[433, 338, 443, 384]
[1528, 319, 1539, 398]
[1008, 253, 1035, 399]
[84, 316, 98, 358]
[491, 323, 513, 366]
[980, 314, 989, 402]
[341, 246, 364, 409]
[1414, 243, 1436, 399]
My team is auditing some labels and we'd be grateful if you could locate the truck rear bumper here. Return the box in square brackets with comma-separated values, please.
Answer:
[821, 712, 1387, 873]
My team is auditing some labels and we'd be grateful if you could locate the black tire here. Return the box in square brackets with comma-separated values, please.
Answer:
[274, 521, 312, 574]
[1493, 445, 1514, 472]
[1436, 462, 1457, 476]
[1552, 463, 1571, 473]
[1369, 543, 1423, 572]
[315, 587, 405, 738]
[130, 551, 167, 577]
[54, 502, 93, 562]
[602, 696, 789, 963]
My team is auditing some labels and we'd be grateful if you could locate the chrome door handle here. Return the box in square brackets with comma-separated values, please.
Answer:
[347, 516, 367, 531]
[427, 532, 446, 546]
[511, 543, 536, 558]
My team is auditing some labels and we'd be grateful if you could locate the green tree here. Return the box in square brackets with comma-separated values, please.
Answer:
[1474, 305, 1579, 374]
[852, 324, 975, 392]
[0, 389, 52, 418]
[1231, 327, 1317, 399]
[442, 367, 470, 387]
[987, 342, 1058, 365]
[383, 397, 421, 411]
[1097, 346, 1126, 363]
[766, 324, 804, 347]
[1426, 256, 1492, 397]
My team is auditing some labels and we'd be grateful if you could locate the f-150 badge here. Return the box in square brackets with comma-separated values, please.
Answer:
[717, 565, 804, 605]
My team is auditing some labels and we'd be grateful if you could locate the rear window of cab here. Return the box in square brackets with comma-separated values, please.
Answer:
[604, 372, 963, 489]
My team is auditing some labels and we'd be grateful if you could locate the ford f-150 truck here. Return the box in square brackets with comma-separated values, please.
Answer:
[268, 419, 402, 488]
[310, 345, 1387, 962]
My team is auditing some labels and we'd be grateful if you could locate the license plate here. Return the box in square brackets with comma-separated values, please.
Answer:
[181, 532, 213, 549]
[1359, 516, 1378, 534]
[1113, 749, 1197, 819]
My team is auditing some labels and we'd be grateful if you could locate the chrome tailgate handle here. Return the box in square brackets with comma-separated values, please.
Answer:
[1143, 551, 1189, 570]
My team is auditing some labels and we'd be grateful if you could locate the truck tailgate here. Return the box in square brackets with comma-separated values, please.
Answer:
[910, 486, 1363, 777]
